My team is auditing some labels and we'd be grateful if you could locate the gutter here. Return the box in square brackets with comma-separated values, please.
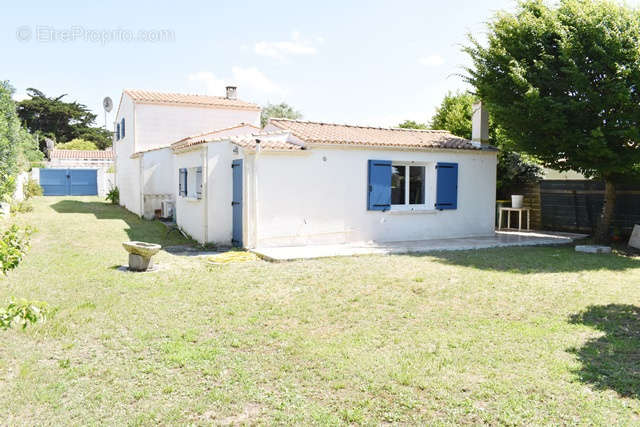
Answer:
[134, 102, 145, 218]
[202, 144, 209, 244]
[252, 139, 261, 248]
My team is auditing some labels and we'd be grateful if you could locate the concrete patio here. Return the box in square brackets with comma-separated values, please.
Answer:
[252, 230, 588, 261]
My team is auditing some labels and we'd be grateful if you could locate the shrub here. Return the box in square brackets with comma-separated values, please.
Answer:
[106, 186, 119, 205]
[0, 225, 33, 275]
[24, 178, 42, 198]
[496, 151, 543, 199]
[55, 138, 99, 150]
[0, 173, 15, 203]
[10, 200, 33, 214]
[0, 298, 49, 330]
[30, 161, 45, 170]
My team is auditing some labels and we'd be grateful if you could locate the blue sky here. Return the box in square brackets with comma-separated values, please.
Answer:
[3, 0, 639, 129]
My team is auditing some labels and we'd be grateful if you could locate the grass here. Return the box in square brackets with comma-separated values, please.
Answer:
[1, 196, 640, 424]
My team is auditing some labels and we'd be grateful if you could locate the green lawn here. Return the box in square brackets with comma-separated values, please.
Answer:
[2, 196, 640, 425]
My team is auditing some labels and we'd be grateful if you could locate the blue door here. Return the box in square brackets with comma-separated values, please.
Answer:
[40, 169, 69, 195]
[40, 169, 98, 196]
[231, 160, 243, 247]
[69, 169, 98, 195]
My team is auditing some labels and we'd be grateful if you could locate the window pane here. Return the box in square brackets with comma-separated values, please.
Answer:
[391, 165, 406, 205]
[409, 166, 425, 205]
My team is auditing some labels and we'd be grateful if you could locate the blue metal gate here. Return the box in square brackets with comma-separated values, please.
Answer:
[40, 169, 98, 196]
[231, 160, 243, 247]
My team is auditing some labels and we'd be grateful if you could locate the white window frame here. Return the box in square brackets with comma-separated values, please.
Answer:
[183, 166, 203, 200]
[390, 162, 436, 211]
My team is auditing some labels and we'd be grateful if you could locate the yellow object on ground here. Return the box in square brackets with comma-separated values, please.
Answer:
[207, 250, 260, 264]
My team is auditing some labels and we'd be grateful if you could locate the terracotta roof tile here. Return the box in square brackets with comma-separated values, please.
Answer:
[50, 149, 114, 160]
[124, 89, 260, 111]
[171, 129, 304, 153]
[230, 131, 304, 151]
[171, 123, 260, 151]
[268, 119, 482, 150]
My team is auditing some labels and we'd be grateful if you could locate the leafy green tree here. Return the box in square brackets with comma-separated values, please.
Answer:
[0, 81, 42, 201]
[397, 120, 428, 129]
[260, 102, 302, 127]
[430, 92, 476, 137]
[55, 138, 99, 150]
[17, 88, 112, 150]
[428, 91, 541, 198]
[464, 0, 640, 241]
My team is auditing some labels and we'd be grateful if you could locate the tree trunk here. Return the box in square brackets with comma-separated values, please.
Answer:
[594, 179, 616, 243]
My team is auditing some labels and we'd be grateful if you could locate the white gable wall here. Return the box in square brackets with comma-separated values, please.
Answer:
[135, 104, 260, 152]
[113, 94, 141, 215]
[249, 146, 497, 247]
[113, 91, 260, 218]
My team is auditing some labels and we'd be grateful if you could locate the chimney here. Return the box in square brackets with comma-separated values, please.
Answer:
[225, 86, 237, 100]
[472, 101, 489, 147]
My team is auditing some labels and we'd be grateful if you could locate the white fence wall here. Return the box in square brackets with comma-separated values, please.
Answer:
[12, 172, 29, 202]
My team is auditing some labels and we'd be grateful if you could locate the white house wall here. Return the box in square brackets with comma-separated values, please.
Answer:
[206, 142, 242, 245]
[251, 146, 497, 247]
[173, 141, 246, 245]
[135, 104, 260, 151]
[174, 148, 206, 242]
[141, 148, 174, 218]
[113, 94, 141, 215]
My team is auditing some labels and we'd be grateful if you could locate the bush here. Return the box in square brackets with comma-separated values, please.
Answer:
[0, 225, 33, 275]
[29, 161, 45, 171]
[55, 138, 99, 150]
[24, 178, 42, 199]
[106, 186, 119, 205]
[10, 200, 33, 214]
[0, 298, 49, 330]
[0, 173, 15, 203]
[496, 151, 543, 199]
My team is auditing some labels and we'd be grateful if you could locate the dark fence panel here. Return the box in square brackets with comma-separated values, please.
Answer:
[540, 180, 640, 233]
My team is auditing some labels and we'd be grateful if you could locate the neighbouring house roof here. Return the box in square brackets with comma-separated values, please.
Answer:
[123, 89, 261, 111]
[170, 123, 260, 151]
[268, 118, 487, 151]
[50, 149, 114, 160]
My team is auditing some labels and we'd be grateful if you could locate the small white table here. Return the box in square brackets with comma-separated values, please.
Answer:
[498, 207, 531, 231]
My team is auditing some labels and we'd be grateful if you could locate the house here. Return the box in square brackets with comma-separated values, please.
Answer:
[113, 87, 497, 248]
[112, 87, 261, 217]
[37, 149, 115, 197]
[170, 103, 497, 248]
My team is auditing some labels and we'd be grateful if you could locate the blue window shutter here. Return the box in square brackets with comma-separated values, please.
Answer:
[179, 168, 187, 196]
[121, 118, 125, 138]
[367, 160, 392, 211]
[195, 167, 202, 199]
[436, 162, 458, 210]
[116, 123, 120, 140]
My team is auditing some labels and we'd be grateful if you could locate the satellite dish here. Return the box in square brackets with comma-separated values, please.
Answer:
[103, 96, 113, 112]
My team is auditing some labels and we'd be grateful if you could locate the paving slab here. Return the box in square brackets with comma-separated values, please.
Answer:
[253, 230, 588, 261]
[575, 245, 612, 254]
